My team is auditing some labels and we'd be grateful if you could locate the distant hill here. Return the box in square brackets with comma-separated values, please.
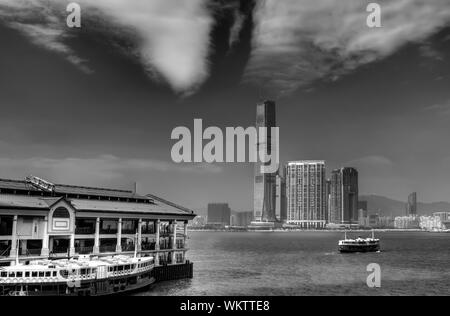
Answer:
[360, 195, 450, 217]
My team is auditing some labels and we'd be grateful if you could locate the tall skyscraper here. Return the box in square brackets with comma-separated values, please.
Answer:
[406, 192, 417, 216]
[329, 167, 359, 224]
[253, 100, 277, 223]
[286, 161, 327, 228]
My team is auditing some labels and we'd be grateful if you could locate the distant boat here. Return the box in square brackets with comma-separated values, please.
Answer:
[338, 231, 380, 253]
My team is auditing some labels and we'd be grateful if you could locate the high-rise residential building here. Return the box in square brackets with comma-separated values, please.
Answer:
[207, 203, 231, 226]
[326, 179, 331, 222]
[329, 167, 359, 224]
[253, 100, 277, 223]
[406, 192, 417, 216]
[275, 174, 287, 223]
[286, 161, 327, 228]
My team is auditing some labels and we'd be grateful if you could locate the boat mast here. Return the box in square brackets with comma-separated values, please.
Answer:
[15, 235, 19, 266]
[134, 232, 138, 259]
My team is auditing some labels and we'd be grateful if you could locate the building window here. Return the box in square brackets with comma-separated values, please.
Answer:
[53, 207, 70, 218]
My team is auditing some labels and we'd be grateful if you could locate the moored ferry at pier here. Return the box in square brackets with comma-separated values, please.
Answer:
[338, 231, 380, 253]
[0, 255, 155, 296]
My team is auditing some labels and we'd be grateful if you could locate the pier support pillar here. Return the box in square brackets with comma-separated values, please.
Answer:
[171, 220, 177, 264]
[137, 218, 142, 252]
[116, 218, 122, 253]
[41, 216, 49, 257]
[69, 233, 75, 257]
[155, 219, 160, 266]
[93, 217, 100, 254]
[9, 215, 18, 259]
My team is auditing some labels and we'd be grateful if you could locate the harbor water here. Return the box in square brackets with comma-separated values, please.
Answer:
[138, 231, 450, 296]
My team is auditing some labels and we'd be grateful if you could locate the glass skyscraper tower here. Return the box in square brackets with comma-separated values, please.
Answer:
[253, 100, 277, 223]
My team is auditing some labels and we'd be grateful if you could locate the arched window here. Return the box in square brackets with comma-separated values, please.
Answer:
[53, 207, 70, 218]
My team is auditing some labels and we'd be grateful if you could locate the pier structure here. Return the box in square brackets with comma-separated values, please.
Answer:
[0, 177, 196, 275]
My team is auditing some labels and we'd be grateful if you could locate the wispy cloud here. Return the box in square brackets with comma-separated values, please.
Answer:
[346, 155, 394, 168]
[0, 1, 93, 73]
[0, 154, 222, 186]
[423, 99, 450, 115]
[245, 0, 450, 95]
[0, 0, 216, 94]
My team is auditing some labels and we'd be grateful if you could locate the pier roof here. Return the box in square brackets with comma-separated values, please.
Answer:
[0, 178, 196, 218]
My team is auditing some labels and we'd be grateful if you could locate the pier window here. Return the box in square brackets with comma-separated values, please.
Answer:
[0, 216, 13, 236]
[141, 237, 156, 251]
[121, 238, 135, 252]
[75, 218, 96, 234]
[0, 241, 11, 257]
[122, 219, 138, 234]
[75, 239, 94, 254]
[141, 220, 156, 234]
[100, 219, 118, 234]
[100, 238, 117, 253]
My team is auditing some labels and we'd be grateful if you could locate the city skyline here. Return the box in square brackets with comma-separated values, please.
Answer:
[1, 1, 450, 213]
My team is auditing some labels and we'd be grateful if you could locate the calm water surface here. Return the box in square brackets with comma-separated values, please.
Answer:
[138, 231, 450, 296]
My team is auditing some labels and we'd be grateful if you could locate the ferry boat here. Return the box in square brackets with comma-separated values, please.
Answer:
[338, 231, 380, 253]
[0, 234, 155, 296]
[0, 254, 155, 296]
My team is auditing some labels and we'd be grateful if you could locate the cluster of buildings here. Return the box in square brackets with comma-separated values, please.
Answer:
[199, 101, 362, 229]
[197, 100, 450, 232]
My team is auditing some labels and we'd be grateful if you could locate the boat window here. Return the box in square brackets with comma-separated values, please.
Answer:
[53, 271, 57, 277]
[25, 272, 30, 278]
[17, 272, 23, 278]
[45, 272, 51, 277]
[81, 268, 87, 275]
[39, 272, 44, 277]
[8, 272, 15, 277]
[1, 272, 7, 277]
[125, 265, 130, 270]
[32, 272, 38, 277]
[118, 265, 124, 271]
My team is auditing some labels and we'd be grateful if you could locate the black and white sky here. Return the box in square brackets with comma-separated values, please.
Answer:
[1, 0, 450, 211]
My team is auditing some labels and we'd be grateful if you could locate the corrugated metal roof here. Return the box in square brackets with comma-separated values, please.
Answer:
[0, 179, 36, 191]
[0, 195, 49, 209]
[0, 178, 150, 201]
[0, 194, 194, 216]
[69, 199, 192, 215]
[0, 178, 195, 216]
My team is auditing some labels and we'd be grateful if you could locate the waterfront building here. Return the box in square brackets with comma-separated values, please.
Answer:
[368, 214, 379, 228]
[286, 161, 327, 229]
[358, 209, 368, 227]
[207, 203, 231, 227]
[232, 211, 253, 227]
[326, 179, 331, 223]
[406, 192, 417, 216]
[420, 212, 450, 231]
[394, 215, 420, 229]
[329, 168, 359, 224]
[0, 177, 195, 267]
[253, 100, 278, 225]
